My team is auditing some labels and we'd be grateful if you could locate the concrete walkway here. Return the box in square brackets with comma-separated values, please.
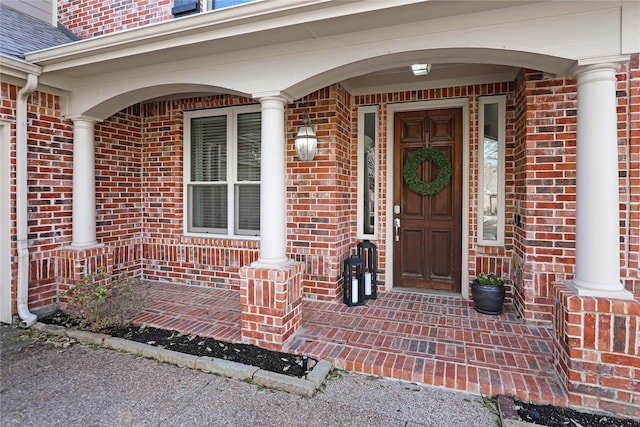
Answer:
[1, 324, 498, 427]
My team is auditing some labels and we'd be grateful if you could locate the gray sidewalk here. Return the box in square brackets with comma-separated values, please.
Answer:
[1, 325, 498, 426]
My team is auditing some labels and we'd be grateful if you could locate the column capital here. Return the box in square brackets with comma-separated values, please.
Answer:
[64, 114, 102, 125]
[572, 56, 630, 81]
[253, 91, 294, 104]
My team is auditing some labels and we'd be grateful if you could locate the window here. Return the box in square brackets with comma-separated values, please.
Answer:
[184, 106, 261, 238]
[207, 0, 254, 10]
[478, 96, 505, 246]
[357, 106, 379, 239]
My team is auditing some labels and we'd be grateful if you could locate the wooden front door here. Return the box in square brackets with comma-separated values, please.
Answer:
[393, 108, 462, 292]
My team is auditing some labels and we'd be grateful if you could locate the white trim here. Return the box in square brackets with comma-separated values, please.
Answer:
[183, 104, 261, 239]
[386, 98, 470, 298]
[477, 95, 506, 247]
[356, 105, 379, 240]
[0, 120, 12, 323]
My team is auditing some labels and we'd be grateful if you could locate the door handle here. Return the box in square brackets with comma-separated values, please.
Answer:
[394, 218, 400, 241]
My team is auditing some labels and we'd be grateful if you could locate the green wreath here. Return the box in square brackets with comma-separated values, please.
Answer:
[403, 148, 452, 195]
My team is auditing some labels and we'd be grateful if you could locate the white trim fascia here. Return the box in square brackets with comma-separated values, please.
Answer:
[386, 98, 470, 298]
[0, 54, 42, 79]
[25, 0, 426, 68]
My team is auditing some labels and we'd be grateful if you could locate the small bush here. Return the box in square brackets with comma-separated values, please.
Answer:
[65, 266, 148, 332]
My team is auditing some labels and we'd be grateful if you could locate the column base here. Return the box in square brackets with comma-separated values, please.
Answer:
[239, 261, 305, 351]
[570, 279, 633, 300]
[250, 257, 295, 269]
[66, 242, 103, 250]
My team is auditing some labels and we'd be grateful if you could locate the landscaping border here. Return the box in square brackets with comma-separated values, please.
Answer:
[31, 322, 332, 398]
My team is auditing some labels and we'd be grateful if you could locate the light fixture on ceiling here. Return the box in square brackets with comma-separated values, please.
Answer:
[411, 63, 432, 76]
[294, 114, 318, 161]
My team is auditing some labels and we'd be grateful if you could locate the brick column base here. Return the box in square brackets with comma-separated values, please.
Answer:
[239, 262, 305, 351]
[552, 282, 639, 418]
[57, 245, 113, 308]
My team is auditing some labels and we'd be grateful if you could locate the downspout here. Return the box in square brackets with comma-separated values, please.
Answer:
[16, 73, 38, 328]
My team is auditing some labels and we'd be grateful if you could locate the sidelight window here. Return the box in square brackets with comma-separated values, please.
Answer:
[478, 96, 505, 246]
[357, 106, 379, 239]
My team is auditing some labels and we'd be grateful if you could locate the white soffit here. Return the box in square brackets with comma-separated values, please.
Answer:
[343, 64, 520, 95]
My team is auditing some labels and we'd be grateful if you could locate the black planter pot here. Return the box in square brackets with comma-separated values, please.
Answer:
[471, 280, 506, 315]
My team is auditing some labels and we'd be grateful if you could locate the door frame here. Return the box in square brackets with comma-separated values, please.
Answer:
[386, 98, 470, 298]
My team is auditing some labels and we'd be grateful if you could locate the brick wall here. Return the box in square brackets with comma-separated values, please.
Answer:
[58, 0, 176, 39]
[553, 282, 640, 418]
[287, 85, 353, 301]
[621, 55, 640, 298]
[95, 106, 144, 276]
[1, 84, 76, 312]
[512, 70, 578, 323]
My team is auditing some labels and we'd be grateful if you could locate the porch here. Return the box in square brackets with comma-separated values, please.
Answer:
[131, 281, 567, 406]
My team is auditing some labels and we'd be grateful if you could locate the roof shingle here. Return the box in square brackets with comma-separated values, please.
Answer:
[0, 4, 77, 59]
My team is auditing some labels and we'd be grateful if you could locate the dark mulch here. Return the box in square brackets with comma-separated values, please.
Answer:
[514, 397, 639, 427]
[40, 313, 315, 378]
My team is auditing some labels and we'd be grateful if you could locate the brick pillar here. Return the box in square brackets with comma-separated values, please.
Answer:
[239, 262, 305, 351]
[552, 282, 640, 418]
[57, 246, 114, 308]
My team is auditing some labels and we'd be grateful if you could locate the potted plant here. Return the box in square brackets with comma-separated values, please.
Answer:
[471, 273, 505, 315]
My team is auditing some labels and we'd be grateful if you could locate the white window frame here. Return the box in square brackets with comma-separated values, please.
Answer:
[183, 105, 261, 239]
[357, 105, 379, 240]
[478, 95, 506, 247]
[206, 0, 256, 11]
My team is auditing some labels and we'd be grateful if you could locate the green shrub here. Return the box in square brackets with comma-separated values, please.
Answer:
[474, 273, 504, 286]
[65, 266, 148, 332]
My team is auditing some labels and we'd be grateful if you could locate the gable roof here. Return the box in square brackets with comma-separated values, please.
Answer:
[0, 4, 77, 59]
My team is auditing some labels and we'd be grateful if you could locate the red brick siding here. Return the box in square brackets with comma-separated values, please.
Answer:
[58, 0, 177, 39]
[95, 106, 144, 276]
[553, 282, 640, 419]
[26, 91, 73, 308]
[622, 55, 640, 298]
[513, 70, 578, 323]
[287, 85, 353, 301]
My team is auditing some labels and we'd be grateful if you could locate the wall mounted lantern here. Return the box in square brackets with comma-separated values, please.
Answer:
[295, 115, 318, 161]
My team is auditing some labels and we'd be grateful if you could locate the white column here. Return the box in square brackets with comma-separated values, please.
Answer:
[572, 62, 631, 299]
[69, 117, 100, 249]
[253, 96, 292, 267]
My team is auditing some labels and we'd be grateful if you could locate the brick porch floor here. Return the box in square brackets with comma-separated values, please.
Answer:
[131, 281, 568, 406]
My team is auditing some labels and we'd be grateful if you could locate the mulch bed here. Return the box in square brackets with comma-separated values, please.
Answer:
[40, 312, 315, 378]
[512, 397, 639, 427]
